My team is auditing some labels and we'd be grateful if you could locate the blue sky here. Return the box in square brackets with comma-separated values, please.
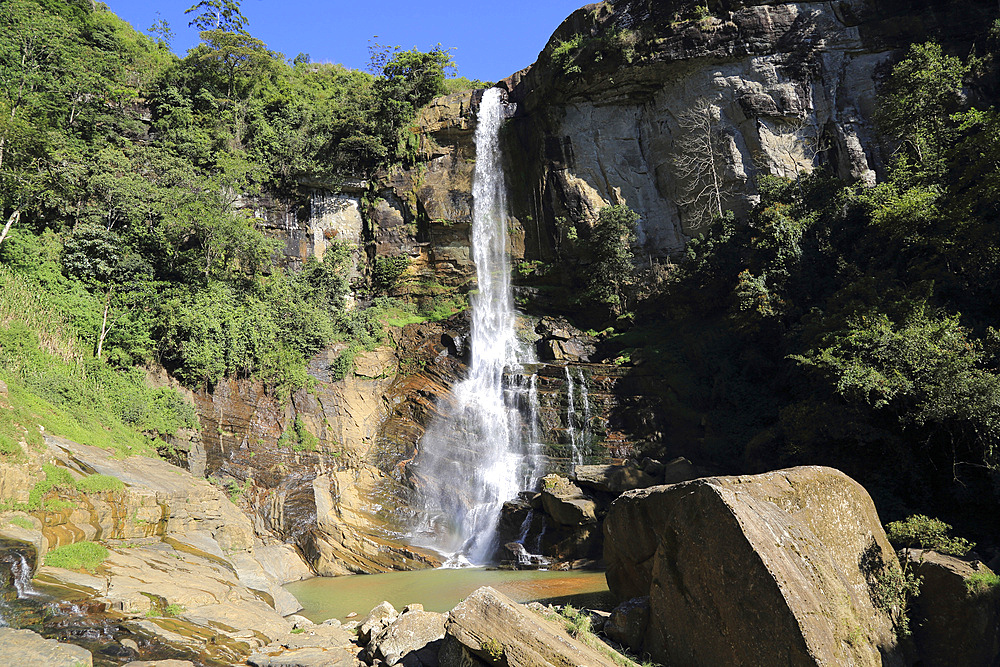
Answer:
[104, 0, 585, 82]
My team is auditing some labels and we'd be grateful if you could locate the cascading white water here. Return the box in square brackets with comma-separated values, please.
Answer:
[411, 88, 542, 564]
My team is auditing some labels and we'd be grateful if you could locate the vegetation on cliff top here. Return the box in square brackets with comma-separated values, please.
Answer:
[0, 0, 473, 454]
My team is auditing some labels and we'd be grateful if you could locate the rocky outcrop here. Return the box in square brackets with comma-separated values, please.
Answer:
[0, 628, 93, 666]
[908, 549, 1000, 667]
[500, 0, 996, 260]
[443, 586, 622, 667]
[604, 465, 903, 666]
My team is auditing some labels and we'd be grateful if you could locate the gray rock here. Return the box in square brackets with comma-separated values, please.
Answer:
[370, 610, 446, 665]
[247, 646, 358, 667]
[661, 456, 699, 485]
[359, 601, 399, 644]
[0, 628, 93, 667]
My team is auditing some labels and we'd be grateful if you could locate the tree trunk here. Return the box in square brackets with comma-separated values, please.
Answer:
[0, 209, 21, 248]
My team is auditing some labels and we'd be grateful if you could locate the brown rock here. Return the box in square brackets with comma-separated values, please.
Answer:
[539, 475, 596, 526]
[573, 462, 658, 495]
[0, 628, 92, 667]
[908, 549, 1000, 667]
[445, 586, 621, 667]
[603, 596, 649, 653]
[604, 466, 902, 666]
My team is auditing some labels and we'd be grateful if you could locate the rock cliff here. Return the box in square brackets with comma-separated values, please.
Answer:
[500, 0, 995, 258]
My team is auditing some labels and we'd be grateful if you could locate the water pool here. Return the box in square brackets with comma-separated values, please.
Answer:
[284, 568, 611, 622]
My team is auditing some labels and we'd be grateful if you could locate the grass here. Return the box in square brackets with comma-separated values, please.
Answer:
[966, 571, 1000, 597]
[7, 516, 33, 530]
[552, 605, 643, 667]
[44, 541, 109, 573]
[0, 267, 197, 459]
[76, 474, 125, 493]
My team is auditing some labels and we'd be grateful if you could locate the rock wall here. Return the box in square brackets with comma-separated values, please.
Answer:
[499, 0, 996, 259]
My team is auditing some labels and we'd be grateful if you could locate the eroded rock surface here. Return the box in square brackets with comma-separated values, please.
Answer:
[604, 465, 902, 666]
[0, 628, 93, 667]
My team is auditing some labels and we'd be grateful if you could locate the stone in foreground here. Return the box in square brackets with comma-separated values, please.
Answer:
[444, 586, 621, 667]
[604, 465, 902, 666]
[0, 628, 93, 667]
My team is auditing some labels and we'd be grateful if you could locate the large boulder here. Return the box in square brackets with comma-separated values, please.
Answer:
[604, 466, 902, 666]
[539, 475, 596, 526]
[573, 462, 658, 496]
[0, 628, 93, 666]
[367, 609, 446, 665]
[443, 586, 620, 667]
[908, 549, 1000, 667]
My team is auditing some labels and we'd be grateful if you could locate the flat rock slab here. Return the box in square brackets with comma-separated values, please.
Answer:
[0, 627, 93, 667]
[445, 586, 620, 667]
[370, 610, 446, 663]
[247, 646, 359, 667]
[604, 465, 902, 666]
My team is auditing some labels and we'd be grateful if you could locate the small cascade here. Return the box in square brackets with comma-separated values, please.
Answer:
[564, 366, 581, 465]
[577, 366, 591, 461]
[9, 552, 36, 599]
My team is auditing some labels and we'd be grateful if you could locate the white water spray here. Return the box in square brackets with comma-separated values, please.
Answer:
[411, 88, 542, 564]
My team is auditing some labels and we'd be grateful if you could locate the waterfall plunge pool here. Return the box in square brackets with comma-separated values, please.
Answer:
[284, 568, 611, 622]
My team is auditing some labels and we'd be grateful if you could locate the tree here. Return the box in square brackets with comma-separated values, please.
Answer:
[673, 98, 729, 230]
[877, 42, 968, 182]
[585, 204, 639, 318]
[185, 0, 248, 33]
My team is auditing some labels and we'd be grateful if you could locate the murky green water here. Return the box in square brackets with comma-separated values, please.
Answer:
[284, 568, 611, 622]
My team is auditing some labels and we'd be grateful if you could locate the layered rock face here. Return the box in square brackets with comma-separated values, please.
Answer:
[501, 0, 995, 258]
[604, 465, 903, 666]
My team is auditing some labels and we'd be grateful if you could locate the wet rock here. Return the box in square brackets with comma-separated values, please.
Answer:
[603, 596, 649, 654]
[503, 542, 548, 568]
[367, 610, 446, 665]
[573, 461, 658, 495]
[444, 586, 621, 667]
[604, 466, 902, 666]
[0, 628, 93, 667]
[124, 661, 196, 667]
[539, 475, 596, 526]
[908, 549, 1000, 667]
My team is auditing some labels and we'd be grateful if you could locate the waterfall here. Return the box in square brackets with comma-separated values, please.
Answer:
[411, 88, 542, 565]
[9, 553, 36, 598]
[564, 366, 580, 465]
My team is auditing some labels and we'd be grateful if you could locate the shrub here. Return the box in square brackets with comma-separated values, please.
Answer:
[44, 541, 109, 572]
[75, 474, 125, 494]
[372, 255, 410, 291]
[885, 515, 974, 556]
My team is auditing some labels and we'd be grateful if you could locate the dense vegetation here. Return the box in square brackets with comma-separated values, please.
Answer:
[601, 37, 1000, 543]
[0, 0, 484, 447]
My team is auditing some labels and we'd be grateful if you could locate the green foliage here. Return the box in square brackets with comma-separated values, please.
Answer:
[551, 34, 584, 77]
[75, 474, 125, 494]
[164, 603, 185, 617]
[480, 637, 504, 661]
[584, 205, 639, 319]
[372, 254, 410, 291]
[885, 515, 974, 556]
[965, 571, 1000, 598]
[7, 516, 33, 530]
[44, 541, 109, 572]
[560, 604, 593, 638]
